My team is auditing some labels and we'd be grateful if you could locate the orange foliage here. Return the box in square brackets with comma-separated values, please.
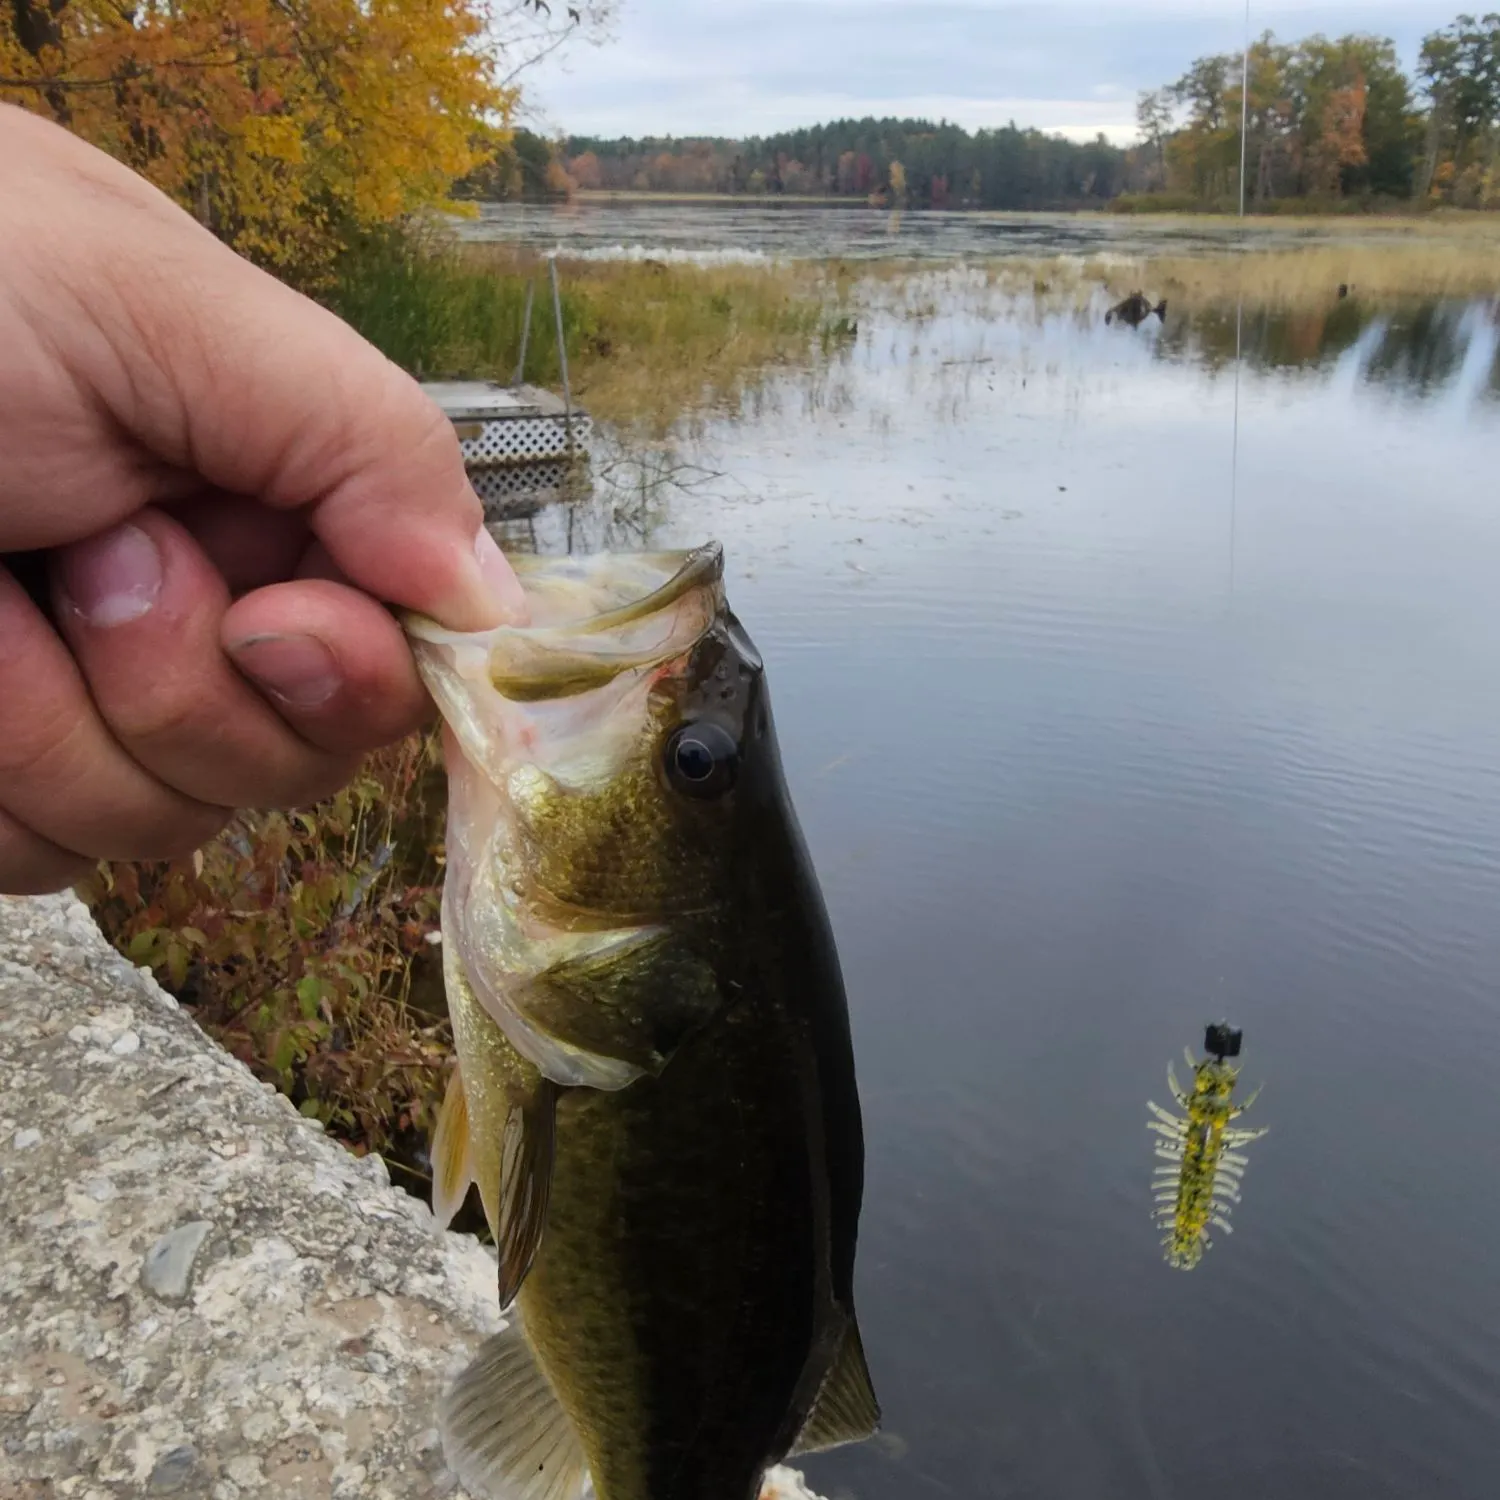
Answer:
[0, 0, 514, 282]
[1310, 74, 1368, 194]
[570, 148, 602, 190]
[544, 155, 576, 198]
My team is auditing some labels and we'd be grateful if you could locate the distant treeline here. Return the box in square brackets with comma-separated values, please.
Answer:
[469, 11, 1500, 212]
[564, 120, 1123, 209]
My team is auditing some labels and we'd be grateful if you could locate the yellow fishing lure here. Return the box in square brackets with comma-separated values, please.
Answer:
[1147, 1024, 1267, 1270]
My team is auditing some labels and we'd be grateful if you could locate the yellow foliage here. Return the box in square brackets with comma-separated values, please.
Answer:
[0, 0, 515, 282]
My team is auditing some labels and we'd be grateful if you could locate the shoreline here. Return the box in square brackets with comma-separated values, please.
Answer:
[539, 192, 1500, 230]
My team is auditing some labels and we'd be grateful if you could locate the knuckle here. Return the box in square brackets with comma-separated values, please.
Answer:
[104, 688, 213, 749]
[271, 755, 362, 812]
[124, 808, 232, 864]
[0, 692, 88, 783]
[0, 814, 94, 897]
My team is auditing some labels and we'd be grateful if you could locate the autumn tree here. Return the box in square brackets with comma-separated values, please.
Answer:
[1169, 53, 1239, 199]
[0, 0, 507, 280]
[1418, 12, 1500, 203]
[570, 148, 602, 189]
[1310, 73, 1369, 193]
[1160, 28, 1420, 206]
[1135, 88, 1174, 186]
[0, 0, 612, 281]
[1336, 35, 1420, 197]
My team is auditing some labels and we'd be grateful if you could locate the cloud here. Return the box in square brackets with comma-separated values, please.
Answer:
[521, 0, 1456, 141]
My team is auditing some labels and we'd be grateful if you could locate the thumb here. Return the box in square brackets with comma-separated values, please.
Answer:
[7, 105, 526, 631]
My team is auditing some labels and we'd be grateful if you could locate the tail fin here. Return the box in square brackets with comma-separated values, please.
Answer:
[440, 1321, 590, 1500]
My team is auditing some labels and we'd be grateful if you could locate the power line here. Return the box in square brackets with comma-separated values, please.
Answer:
[1229, 0, 1251, 600]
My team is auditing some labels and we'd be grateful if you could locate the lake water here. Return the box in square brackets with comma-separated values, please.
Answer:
[456, 197, 1484, 265]
[486, 208, 1500, 1500]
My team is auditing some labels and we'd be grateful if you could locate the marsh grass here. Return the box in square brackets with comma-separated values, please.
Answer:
[1133, 239, 1500, 308]
[325, 228, 853, 434]
[965, 216, 1500, 312]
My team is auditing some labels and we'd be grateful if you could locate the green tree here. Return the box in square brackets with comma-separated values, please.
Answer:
[1418, 13, 1500, 202]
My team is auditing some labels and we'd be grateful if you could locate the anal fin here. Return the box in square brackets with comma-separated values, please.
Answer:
[431, 1064, 475, 1232]
[441, 1321, 590, 1500]
[789, 1316, 881, 1456]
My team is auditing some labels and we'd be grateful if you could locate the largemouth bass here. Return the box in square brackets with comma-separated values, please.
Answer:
[404, 544, 879, 1500]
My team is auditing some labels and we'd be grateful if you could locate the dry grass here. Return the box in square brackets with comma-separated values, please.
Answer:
[326, 228, 853, 437]
[1000, 215, 1500, 310]
[831, 211, 1500, 314]
[1132, 240, 1500, 308]
[1098, 207, 1500, 236]
[871, 237, 1500, 317]
[461, 245, 852, 432]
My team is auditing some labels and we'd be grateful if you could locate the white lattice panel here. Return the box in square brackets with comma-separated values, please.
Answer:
[454, 414, 592, 469]
[470, 459, 573, 512]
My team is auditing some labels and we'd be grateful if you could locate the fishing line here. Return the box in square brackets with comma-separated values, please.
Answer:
[1229, 0, 1251, 599]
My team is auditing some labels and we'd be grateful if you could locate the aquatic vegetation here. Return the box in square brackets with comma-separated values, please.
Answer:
[326, 229, 855, 435]
[1147, 1025, 1267, 1270]
[1138, 237, 1500, 308]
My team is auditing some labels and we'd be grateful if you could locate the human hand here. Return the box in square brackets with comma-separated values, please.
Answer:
[0, 105, 527, 895]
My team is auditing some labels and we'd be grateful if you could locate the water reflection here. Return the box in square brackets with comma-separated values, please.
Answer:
[1161, 297, 1500, 407]
[1147, 1024, 1268, 1271]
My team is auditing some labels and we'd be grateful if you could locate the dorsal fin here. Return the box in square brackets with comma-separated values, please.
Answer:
[789, 1316, 881, 1456]
[441, 1321, 590, 1500]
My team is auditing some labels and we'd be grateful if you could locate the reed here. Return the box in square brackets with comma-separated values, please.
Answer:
[324, 228, 852, 433]
[1131, 240, 1500, 308]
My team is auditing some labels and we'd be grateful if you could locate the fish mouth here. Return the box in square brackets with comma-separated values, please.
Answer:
[405, 543, 725, 702]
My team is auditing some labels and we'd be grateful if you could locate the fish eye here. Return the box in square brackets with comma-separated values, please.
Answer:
[664, 721, 739, 799]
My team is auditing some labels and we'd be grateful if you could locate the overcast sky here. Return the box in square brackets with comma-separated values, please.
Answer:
[521, 0, 1455, 144]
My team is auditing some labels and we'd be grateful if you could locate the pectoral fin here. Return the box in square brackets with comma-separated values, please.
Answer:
[441, 1321, 590, 1500]
[431, 1064, 475, 1232]
[494, 1078, 557, 1310]
[445, 934, 558, 1307]
[455, 863, 713, 1092]
[789, 1316, 881, 1456]
[512, 927, 722, 1080]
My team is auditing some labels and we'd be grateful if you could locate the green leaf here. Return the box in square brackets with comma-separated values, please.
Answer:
[126, 930, 160, 963]
[296, 975, 324, 1020]
[271, 1031, 298, 1076]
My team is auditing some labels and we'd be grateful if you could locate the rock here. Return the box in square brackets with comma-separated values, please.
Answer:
[140, 1221, 214, 1301]
[0, 892, 501, 1500]
[147, 1444, 199, 1493]
[0, 892, 828, 1500]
